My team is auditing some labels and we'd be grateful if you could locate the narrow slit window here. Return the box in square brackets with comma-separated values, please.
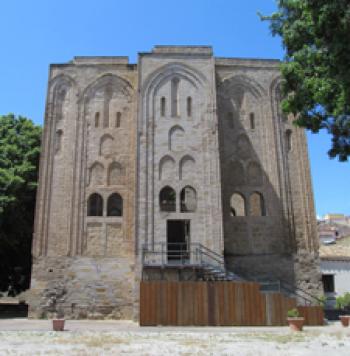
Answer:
[171, 77, 180, 117]
[116, 112, 121, 128]
[286, 130, 292, 152]
[227, 112, 234, 129]
[187, 97, 192, 117]
[95, 112, 100, 128]
[249, 112, 255, 130]
[161, 97, 166, 117]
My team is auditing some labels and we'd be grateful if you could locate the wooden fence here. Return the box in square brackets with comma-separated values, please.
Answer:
[140, 281, 324, 326]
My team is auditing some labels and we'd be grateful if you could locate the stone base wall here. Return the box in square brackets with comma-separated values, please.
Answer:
[29, 256, 135, 319]
[225, 254, 295, 285]
[142, 267, 202, 281]
[226, 252, 322, 301]
[293, 250, 322, 299]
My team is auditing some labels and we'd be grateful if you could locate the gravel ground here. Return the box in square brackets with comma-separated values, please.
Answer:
[0, 320, 349, 355]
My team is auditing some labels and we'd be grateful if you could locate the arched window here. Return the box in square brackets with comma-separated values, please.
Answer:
[187, 97, 192, 117]
[171, 77, 180, 117]
[87, 193, 103, 216]
[89, 162, 104, 186]
[107, 193, 123, 216]
[159, 186, 176, 212]
[95, 112, 100, 128]
[161, 97, 166, 117]
[249, 112, 255, 130]
[180, 186, 197, 212]
[115, 112, 121, 128]
[286, 130, 292, 152]
[179, 155, 195, 180]
[169, 125, 185, 152]
[230, 193, 246, 216]
[108, 162, 124, 185]
[249, 192, 266, 216]
[159, 155, 175, 180]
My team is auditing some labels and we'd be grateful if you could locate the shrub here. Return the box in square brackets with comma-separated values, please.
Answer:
[336, 292, 350, 310]
[287, 308, 299, 318]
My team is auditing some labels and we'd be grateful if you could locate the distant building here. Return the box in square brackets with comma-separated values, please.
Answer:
[324, 214, 350, 227]
[317, 223, 338, 245]
[320, 235, 350, 308]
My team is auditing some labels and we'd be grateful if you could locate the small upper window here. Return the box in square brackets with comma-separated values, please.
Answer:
[286, 130, 292, 152]
[249, 113, 255, 130]
[187, 97, 192, 117]
[116, 112, 121, 128]
[95, 112, 100, 128]
[161, 97, 166, 117]
[171, 77, 180, 117]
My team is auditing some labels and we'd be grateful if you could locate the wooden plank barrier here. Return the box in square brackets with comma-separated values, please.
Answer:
[298, 306, 324, 326]
[140, 281, 324, 326]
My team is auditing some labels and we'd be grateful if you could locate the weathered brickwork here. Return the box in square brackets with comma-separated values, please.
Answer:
[29, 46, 321, 320]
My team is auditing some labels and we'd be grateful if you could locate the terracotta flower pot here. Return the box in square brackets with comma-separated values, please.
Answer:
[339, 315, 350, 327]
[52, 319, 65, 331]
[287, 317, 304, 331]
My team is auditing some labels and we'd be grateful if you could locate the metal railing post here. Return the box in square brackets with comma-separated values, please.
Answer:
[161, 242, 164, 266]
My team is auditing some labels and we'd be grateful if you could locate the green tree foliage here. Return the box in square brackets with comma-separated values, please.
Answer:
[0, 114, 41, 295]
[261, 0, 350, 161]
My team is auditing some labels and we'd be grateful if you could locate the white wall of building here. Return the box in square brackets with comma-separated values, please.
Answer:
[321, 259, 350, 308]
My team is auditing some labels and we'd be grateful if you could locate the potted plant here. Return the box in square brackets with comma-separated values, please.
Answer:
[287, 308, 304, 331]
[45, 285, 67, 331]
[52, 307, 65, 331]
[336, 293, 350, 327]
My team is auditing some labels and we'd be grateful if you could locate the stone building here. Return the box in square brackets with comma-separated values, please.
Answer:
[29, 46, 321, 319]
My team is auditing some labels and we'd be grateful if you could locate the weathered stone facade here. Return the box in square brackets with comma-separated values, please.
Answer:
[29, 46, 321, 320]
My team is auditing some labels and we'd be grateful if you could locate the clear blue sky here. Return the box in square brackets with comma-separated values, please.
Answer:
[0, 0, 348, 217]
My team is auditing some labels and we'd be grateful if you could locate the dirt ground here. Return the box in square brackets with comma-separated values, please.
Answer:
[0, 319, 349, 355]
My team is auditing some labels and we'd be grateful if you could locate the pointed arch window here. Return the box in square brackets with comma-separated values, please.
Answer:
[87, 193, 103, 216]
[180, 186, 197, 212]
[159, 186, 176, 212]
[249, 192, 266, 216]
[107, 193, 123, 216]
[230, 193, 246, 216]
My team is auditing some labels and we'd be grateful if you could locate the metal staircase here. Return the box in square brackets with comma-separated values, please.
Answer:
[141, 242, 323, 306]
[141, 242, 242, 281]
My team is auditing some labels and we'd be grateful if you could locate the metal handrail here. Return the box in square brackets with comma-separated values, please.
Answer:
[142, 242, 225, 270]
[237, 270, 322, 306]
[280, 280, 323, 306]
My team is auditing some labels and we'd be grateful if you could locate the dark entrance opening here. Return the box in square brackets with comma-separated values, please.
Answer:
[167, 220, 190, 263]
